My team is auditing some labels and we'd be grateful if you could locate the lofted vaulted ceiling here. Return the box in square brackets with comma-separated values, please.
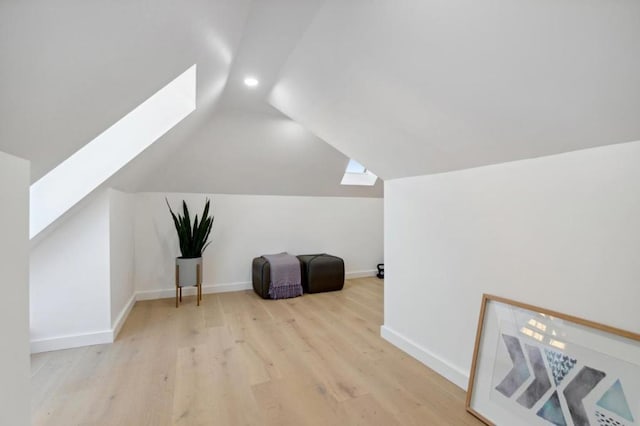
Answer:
[0, 0, 250, 181]
[270, 0, 640, 180]
[124, 109, 383, 197]
[117, 0, 385, 197]
[3, 0, 639, 204]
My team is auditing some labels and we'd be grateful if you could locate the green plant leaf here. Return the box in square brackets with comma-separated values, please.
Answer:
[166, 198, 214, 258]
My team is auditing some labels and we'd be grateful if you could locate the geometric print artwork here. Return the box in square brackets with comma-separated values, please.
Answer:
[495, 334, 637, 426]
[495, 335, 531, 398]
[537, 391, 567, 426]
[517, 345, 552, 409]
[595, 410, 626, 426]
[563, 367, 607, 425]
[545, 349, 578, 386]
[597, 380, 635, 422]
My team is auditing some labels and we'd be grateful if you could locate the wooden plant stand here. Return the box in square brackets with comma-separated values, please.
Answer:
[175, 263, 202, 308]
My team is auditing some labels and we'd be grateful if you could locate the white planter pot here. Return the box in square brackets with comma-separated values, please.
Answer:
[176, 257, 202, 287]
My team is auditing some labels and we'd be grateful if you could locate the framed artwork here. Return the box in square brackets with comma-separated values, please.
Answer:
[466, 294, 640, 426]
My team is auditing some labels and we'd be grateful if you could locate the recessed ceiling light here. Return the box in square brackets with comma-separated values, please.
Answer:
[244, 77, 259, 87]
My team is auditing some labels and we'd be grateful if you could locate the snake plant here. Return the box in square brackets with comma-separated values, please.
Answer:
[166, 198, 214, 258]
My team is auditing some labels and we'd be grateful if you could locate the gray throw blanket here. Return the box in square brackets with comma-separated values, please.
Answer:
[262, 253, 303, 299]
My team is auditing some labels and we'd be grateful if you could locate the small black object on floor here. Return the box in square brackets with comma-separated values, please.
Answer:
[376, 263, 384, 279]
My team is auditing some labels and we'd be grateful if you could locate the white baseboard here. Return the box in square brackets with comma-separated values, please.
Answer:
[380, 324, 469, 390]
[205, 281, 253, 294]
[135, 281, 253, 301]
[136, 271, 376, 301]
[31, 330, 114, 354]
[346, 269, 377, 279]
[112, 293, 136, 340]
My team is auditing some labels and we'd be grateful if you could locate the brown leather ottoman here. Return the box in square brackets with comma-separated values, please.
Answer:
[297, 254, 345, 293]
[252, 256, 273, 299]
[252, 255, 304, 299]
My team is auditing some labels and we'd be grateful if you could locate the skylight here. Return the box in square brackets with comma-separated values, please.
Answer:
[340, 159, 377, 186]
[345, 159, 366, 174]
[30, 65, 197, 238]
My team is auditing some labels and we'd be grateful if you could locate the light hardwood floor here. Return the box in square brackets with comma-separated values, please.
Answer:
[31, 278, 483, 425]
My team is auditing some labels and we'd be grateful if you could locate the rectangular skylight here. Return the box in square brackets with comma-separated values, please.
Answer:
[30, 65, 197, 238]
[340, 159, 377, 186]
[345, 159, 366, 174]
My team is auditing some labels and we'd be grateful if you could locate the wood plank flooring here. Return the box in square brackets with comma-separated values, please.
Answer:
[31, 278, 483, 425]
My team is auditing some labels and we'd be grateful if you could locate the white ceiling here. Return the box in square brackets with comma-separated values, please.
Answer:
[216, 0, 324, 115]
[270, 0, 640, 180]
[3, 0, 638, 200]
[0, 0, 382, 197]
[121, 109, 383, 197]
[112, 0, 385, 197]
[0, 0, 250, 181]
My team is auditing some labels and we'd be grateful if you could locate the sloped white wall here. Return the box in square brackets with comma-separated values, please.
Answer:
[383, 140, 640, 389]
[30, 191, 112, 352]
[0, 151, 30, 426]
[30, 65, 197, 239]
[135, 192, 384, 298]
[0, 0, 251, 181]
[133, 110, 383, 197]
[270, 0, 640, 180]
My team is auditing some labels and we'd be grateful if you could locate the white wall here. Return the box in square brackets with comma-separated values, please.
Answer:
[109, 189, 135, 332]
[29, 189, 382, 351]
[135, 192, 384, 298]
[383, 140, 640, 389]
[30, 191, 112, 352]
[0, 151, 30, 426]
